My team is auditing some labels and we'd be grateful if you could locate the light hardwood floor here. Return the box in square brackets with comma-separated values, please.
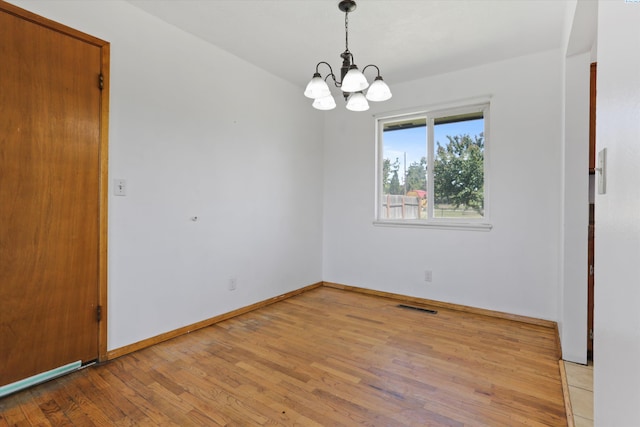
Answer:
[0, 287, 567, 426]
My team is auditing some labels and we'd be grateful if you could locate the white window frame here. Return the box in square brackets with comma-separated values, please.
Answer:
[374, 102, 492, 231]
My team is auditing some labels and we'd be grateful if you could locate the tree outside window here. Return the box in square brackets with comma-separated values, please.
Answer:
[377, 105, 487, 223]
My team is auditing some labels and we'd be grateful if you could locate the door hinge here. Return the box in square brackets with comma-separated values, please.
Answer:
[589, 264, 594, 276]
[96, 305, 102, 322]
[589, 328, 594, 340]
[98, 73, 104, 90]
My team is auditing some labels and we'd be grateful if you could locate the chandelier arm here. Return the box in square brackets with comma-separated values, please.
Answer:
[315, 61, 340, 87]
[315, 61, 334, 75]
[362, 64, 381, 77]
[325, 73, 339, 87]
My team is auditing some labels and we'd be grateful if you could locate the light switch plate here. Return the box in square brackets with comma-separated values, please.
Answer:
[597, 148, 606, 194]
[114, 179, 127, 196]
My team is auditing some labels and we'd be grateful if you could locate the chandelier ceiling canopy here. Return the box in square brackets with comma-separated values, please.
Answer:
[303, 0, 392, 112]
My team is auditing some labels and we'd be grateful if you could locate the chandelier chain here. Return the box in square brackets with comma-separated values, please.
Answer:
[345, 11, 349, 52]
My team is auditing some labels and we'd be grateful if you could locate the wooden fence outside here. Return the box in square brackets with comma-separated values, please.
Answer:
[382, 195, 421, 219]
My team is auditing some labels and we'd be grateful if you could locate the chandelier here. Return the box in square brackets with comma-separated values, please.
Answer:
[303, 0, 392, 111]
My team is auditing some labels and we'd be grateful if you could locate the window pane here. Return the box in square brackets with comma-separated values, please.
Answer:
[433, 114, 484, 218]
[381, 118, 427, 219]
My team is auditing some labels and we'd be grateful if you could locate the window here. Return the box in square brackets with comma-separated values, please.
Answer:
[375, 103, 490, 229]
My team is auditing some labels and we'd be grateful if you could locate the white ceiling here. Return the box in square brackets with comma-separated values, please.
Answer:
[126, 0, 572, 89]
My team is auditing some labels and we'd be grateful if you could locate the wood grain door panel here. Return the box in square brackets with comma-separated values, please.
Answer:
[0, 5, 107, 386]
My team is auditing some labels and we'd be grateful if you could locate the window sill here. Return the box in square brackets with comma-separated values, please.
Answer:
[373, 220, 493, 231]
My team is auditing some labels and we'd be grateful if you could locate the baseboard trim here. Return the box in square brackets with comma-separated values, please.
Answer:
[554, 323, 563, 360]
[107, 281, 323, 360]
[108, 280, 558, 360]
[559, 360, 575, 427]
[322, 281, 558, 330]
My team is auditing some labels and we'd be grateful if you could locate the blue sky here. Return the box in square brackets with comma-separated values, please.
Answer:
[383, 119, 483, 181]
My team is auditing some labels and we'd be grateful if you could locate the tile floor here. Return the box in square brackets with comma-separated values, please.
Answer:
[564, 361, 594, 427]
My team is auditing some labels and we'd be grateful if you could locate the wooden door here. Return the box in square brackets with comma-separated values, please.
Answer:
[587, 62, 596, 360]
[588, 204, 594, 358]
[0, 3, 109, 386]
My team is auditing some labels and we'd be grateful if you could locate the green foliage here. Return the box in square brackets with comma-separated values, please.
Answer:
[405, 157, 427, 193]
[382, 157, 426, 195]
[382, 158, 391, 194]
[433, 133, 484, 214]
[382, 158, 403, 195]
[389, 158, 402, 195]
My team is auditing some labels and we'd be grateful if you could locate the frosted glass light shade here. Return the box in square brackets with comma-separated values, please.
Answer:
[312, 94, 337, 110]
[346, 92, 369, 111]
[365, 77, 392, 102]
[341, 67, 369, 92]
[304, 74, 331, 99]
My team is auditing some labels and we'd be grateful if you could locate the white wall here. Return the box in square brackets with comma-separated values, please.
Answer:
[594, 1, 640, 424]
[561, 51, 590, 364]
[9, 0, 324, 351]
[558, 0, 598, 366]
[323, 50, 564, 320]
[9, 0, 599, 374]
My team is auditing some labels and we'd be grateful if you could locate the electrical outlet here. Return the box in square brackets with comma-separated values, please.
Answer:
[424, 270, 432, 282]
[228, 277, 237, 291]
